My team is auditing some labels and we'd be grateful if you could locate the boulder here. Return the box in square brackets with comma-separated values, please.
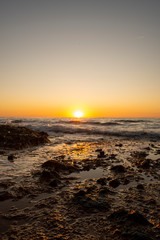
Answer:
[42, 160, 79, 173]
[0, 125, 50, 149]
[109, 179, 120, 188]
[110, 165, 126, 173]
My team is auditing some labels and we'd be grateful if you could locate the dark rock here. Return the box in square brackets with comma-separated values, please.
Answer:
[74, 190, 86, 197]
[128, 211, 152, 226]
[137, 184, 144, 190]
[0, 191, 12, 201]
[0, 124, 50, 149]
[115, 143, 123, 147]
[42, 160, 79, 173]
[108, 209, 152, 226]
[73, 195, 110, 210]
[108, 209, 128, 222]
[144, 147, 151, 151]
[8, 154, 16, 161]
[83, 165, 91, 171]
[49, 179, 60, 187]
[86, 185, 97, 193]
[0, 151, 5, 155]
[98, 187, 114, 196]
[11, 120, 22, 123]
[141, 159, 150, 169]
[40, 170, 52, 182]
[156, 149, 160, 155]
[97, 178, 106, 186]
[95, 149, 103, 152]
[40, 169, 60, 182]
[109, 154, 117, 159]
[123, 178, 130, 185]
[131, 151, 148, 159]
[122, 230, 152, 240]
[109, 179, 120, 188]
[110, 165, 126, 173]
[146, 197, 156, 205]
[97, 150, 105, 158]
[72, 189, 110, 210]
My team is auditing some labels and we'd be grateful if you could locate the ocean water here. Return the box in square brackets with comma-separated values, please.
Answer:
[0, 117, 160, 182]
[0, 117, 160, 141]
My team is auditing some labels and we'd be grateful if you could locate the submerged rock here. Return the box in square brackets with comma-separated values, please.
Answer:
[0, 124, 50, 149]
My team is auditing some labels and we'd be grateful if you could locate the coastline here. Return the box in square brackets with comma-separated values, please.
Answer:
[0, 123, 160, 239]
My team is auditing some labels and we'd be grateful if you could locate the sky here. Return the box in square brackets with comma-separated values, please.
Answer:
[0, 0, 160, 117]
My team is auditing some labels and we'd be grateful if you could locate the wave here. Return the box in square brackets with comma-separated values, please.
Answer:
[117, 119, 148, 123]
[54, 120, 121, 126]
[44, 125, 160, 140]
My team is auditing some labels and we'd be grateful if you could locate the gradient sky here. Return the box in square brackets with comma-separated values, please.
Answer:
[1, 0, 160, 117]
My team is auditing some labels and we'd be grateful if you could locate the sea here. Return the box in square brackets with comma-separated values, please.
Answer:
[0, 117, 160, 141]
[0, 117, 160, 182]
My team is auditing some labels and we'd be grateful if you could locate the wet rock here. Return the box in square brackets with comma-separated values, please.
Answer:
[98, 187, 114, 196]
[109, 154, 117, 159]
[131, 151, 148, 159]
[0, 181, 15, 188]
[97, 150, 105, 158]
[108, 209, 152, 226]
[72, 188, 110, 211]
[141, 159, 150, 169]
[115, 143, 123, 147]
[123, 178, 130, 185]
[108, 208, 128, 222]
[122, 229, 152, 240]
[42, 160, 79, 173]
[145, 197, 156, 205]
[40, 169, 60, 183]
[72, 195, 110, 210]
[8, 154, 16, 161]
[137, 184, 144, 190]
[97, 178, 106, 186]
[110, 165, 126, 173]
[74, 190, 86, 197]
[0, 191, 12, 201]
[128, 210, 152, 226]
[156, 149, 160, 155]
[11, 120, 22, 123]
[86, 185, 97, 193]
[40, 170, 52, 182]
[0, 125, 50, 149]
[109, 179, 120, 188]
[49, 179, 60, 187]
[82, 165, 92, 171]
[95, 149, 102, 152]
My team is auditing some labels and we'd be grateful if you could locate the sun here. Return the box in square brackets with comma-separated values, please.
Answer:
[73, 110, 84, 118]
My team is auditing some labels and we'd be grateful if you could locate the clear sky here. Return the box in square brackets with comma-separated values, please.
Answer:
[1, 0, 160, 117]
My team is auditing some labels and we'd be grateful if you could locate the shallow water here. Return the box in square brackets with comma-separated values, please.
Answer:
[0, 117, 160, 187]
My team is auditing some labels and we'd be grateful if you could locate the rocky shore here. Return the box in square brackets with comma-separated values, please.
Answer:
[0, 125, 160, 239]
[0, 124, 50, 149]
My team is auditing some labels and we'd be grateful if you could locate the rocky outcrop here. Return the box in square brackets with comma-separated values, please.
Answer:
[0, 125, 50, 149]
